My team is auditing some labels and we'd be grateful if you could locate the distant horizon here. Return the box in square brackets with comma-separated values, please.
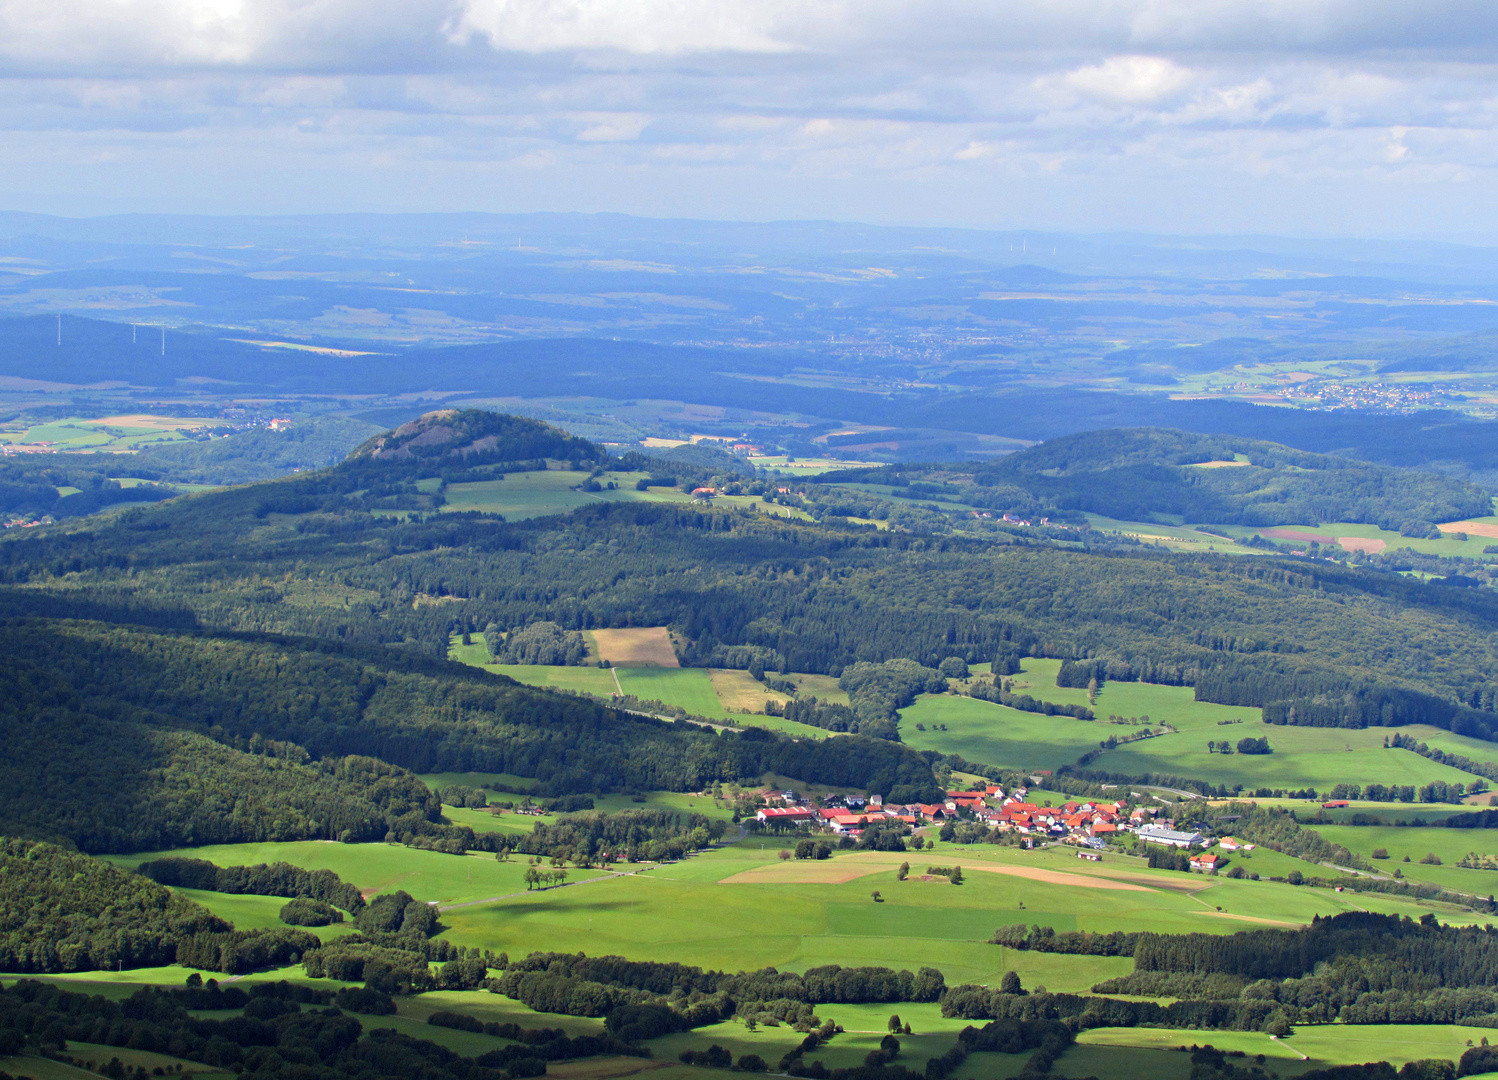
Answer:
[6, 206, 1498, 255]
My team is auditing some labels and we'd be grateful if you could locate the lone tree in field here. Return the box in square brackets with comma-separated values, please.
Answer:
[897, 862, 909, 881]
[950, 865, 964, 885]
[870, 890, 883, 902]
[888, 1015, 902, 1034]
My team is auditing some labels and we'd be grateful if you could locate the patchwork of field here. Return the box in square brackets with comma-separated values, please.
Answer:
[900, 657, 1491, 792]
[0, 414, 224, 452]
[436, 839, 1484, 987]
[1248, 520, 1498, 560]
[447, 635, 831, 737]
[28, 828, 1498, 1080]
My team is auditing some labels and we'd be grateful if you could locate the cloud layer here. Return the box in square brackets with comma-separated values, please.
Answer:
[3, 0, 1498, 234]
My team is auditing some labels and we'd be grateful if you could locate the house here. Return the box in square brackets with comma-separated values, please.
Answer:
[1322, 800, 1350, 809]
[756, 807, 813, 825]
[1216, 837, 1255, 852]
[1137, 825, 1206, 848]
[1090, 822, 1118, 836]
[1078, 851, 1103, 862]
[1189, 852, 1222, 871]
[828, 813, 877, 834]
[915, 804, 949, 821]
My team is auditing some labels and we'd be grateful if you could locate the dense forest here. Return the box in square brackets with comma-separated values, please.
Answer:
[2, 451, 1497, 740]
[0, 615, 942, 851]
[0, 839, 227, 973]
[948, 913, 1498, 1032]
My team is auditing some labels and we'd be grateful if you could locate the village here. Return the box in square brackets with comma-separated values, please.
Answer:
[753, 785, 1254, 872]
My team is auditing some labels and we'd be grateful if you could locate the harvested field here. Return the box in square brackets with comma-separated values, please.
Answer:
[1337, 536, 1386, 553]
[1261, 528, 1336, 544]
[962, 865, 1154, 892]
[589, 627, 679, 667]
[710, 668, 790, 712]
[1439, 520, 1498, 539]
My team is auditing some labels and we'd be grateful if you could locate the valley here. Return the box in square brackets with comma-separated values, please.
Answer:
[3, 407, 1498, 1080]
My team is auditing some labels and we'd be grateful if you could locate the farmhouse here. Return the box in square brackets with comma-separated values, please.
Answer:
[1189, 852, 1222, 871]
[756, 807, 814, 825]
[828, 813, 879, 834]
[1216, 837, 1255, 852]
[1137, 825, 1206, 848]
[1077, 851, 1103, 862]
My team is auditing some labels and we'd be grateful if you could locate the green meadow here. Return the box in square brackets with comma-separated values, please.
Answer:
[899, 658, 1488, 793]
[1074, 1022, 1498, 1074]
[98, 840, 614, 909]
[615, 667, 729, 718]
[900, 695, 1105, 773]
[90, 834, 1481, 997]
[440, 471, 684, 520]
[1305, 824, 1498, 893]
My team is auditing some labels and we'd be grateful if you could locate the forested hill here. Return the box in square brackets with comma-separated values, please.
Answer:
[823, 427, 1492, 530]
[0, 616, 941, 852]
[2, 437, 1498, 742]
[346, 409, 604, 469]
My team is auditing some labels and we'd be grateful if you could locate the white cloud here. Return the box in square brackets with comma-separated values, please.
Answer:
[0, 0, 1496, 231]
[574, 111, 649, 141]
[1058, 55, 1193, 104]
[446, 0, 798, 55]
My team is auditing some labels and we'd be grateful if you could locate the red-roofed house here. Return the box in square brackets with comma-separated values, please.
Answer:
[1189, 852, 1223, 871]
[756, 807, 813, 825]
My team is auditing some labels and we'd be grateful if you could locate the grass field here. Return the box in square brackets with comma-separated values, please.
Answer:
[900, 658, 1488, 792]
[98, 841, 613, 908]
[900, 695, 1107, 772]
[440, 471, 686, 520]
[438, 471, 811, 523]
[1305, 824, 1498, 893]
[616, 668, 727, 718]
[19, 836, 1497, 1080]
[435, 838, 1482, 988]
[1, 1040, 236, 1080]
[1074, 1022, 1498, 1073]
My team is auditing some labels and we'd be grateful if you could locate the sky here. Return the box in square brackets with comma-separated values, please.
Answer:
[5, 0, 1498, 237]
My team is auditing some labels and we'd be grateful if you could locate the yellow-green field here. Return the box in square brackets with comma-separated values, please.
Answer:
[446, 634, 830, 737]
[0, 414, 224, 453]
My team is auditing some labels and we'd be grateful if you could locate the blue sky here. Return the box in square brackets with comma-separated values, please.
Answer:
[6, 0, 1498, 237]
